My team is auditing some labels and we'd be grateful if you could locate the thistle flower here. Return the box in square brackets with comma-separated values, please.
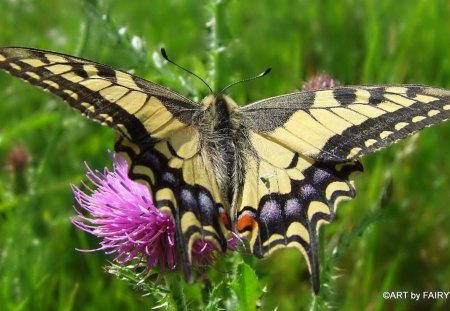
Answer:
[302, 72, 341, 91]
[71, 154, 239, 274]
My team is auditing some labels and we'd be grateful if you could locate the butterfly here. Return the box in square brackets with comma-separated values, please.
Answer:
[1, 47, 449, 293]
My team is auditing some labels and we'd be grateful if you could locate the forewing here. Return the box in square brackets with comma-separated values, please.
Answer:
[241, 85, 450, 162]
[0, 47, 230, 279]
[0, 47, 196, 143]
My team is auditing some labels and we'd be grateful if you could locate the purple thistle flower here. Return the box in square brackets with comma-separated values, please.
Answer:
[191, 231, 241, 267]
[302, 72, 341, 91]
[71, 154, 240, 274]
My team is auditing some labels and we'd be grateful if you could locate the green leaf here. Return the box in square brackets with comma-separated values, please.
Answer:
[205, 282, 224, 311]
[230, 263, 261, 311]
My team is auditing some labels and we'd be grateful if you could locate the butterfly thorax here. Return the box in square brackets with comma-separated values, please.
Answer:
[198, 94, 242, 205]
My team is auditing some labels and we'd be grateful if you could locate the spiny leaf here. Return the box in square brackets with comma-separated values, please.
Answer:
[230, 263, 261, 311]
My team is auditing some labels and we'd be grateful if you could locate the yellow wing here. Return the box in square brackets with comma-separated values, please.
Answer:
[0, 47, 230, 279]
[237, 85, 450, 292]
[241, 86, 450, 162]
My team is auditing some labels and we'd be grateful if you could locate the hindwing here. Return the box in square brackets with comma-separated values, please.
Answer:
[115, 135, 229, 279]
[235, 130, 362, 293]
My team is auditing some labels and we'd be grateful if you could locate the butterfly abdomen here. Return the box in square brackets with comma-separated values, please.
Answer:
[198, 94, 243, 205]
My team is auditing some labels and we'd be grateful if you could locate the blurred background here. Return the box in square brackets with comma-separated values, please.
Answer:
[0, 0, 449, 310]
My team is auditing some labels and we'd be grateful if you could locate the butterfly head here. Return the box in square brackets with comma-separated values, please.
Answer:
[201, 93, 239, 111]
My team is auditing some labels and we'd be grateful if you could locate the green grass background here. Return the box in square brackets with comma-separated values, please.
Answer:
[0, 0, 450, 310]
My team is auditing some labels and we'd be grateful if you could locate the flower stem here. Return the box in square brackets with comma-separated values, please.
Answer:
[207, 0, 230, 91]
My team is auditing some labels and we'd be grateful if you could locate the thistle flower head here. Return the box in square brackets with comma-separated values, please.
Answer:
[303, 72, 341, 91]
[71, 154, 239, 274]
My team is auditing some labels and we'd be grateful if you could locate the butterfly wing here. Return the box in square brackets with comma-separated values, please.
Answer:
[0, 47, 230, 279]
[242, 86, 450, 162]
[237, 85, 450, 292]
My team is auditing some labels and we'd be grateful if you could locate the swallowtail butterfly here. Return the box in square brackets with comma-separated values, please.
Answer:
[1, 47, 449, 292]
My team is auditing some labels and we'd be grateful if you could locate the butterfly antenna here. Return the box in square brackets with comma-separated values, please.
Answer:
[218, 67, 272, 95]
[160, 48, 213, 94]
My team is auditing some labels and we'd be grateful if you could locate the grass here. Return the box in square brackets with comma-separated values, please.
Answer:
[0, 0, 450, 310]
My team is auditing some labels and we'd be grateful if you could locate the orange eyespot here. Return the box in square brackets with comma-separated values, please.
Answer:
[237, 213, 256, 232]
[219, 210, 230, 228]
